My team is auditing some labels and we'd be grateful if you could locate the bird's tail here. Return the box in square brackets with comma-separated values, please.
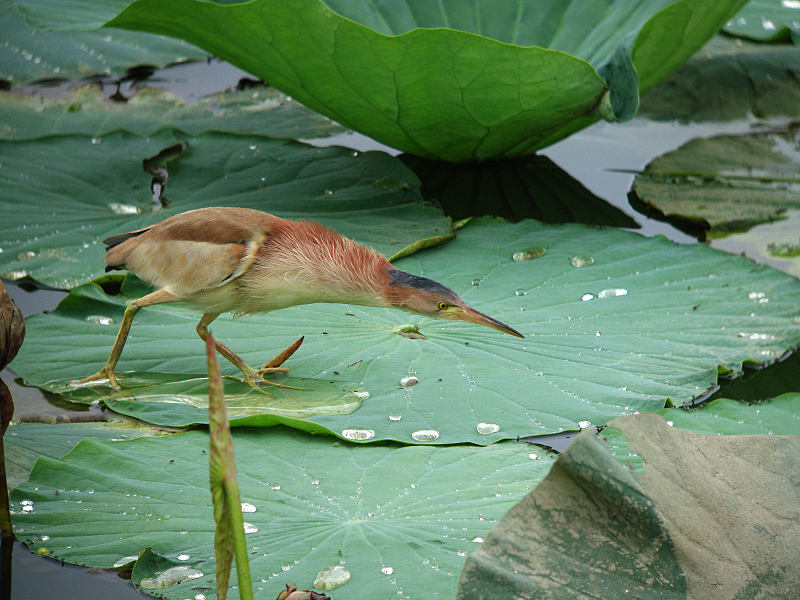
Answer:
[102, 229, 148, 272]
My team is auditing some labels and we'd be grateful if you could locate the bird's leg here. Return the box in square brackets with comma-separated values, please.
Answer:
[258, 336, 304, 371]
[196, 313, 290, 390]
[77, 289, 177, 389]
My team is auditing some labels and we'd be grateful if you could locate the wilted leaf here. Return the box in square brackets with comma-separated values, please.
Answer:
[457, 413, 800, 599]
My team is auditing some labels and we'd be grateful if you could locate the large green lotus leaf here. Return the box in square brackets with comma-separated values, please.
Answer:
[53, 372, 365, 430]
[0, 130, 451, 289]
[12, 0, 744, 160]
[724, 0, 800, 44]
[399, 154, 639, 228]
[631, 127, 800, 237]
[10, 428, 556, 600]
[3, 421, 161, 489]
[12, 218, 800, 444]
[639, 35, 800, 121]
[0, 84, 342, 142]
[656, 392, 800, 435]
[457, 413, 800, 599]
[0, 0, 205, 85]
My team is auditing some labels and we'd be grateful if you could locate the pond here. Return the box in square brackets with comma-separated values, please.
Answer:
[1, 2, 799, 599]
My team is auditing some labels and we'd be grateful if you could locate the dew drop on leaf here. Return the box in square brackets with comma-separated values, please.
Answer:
[476, 423, 500, 435]
[341, 428, 375, 441]
[411, 429, 439, 442]
[570, 256, 594, 267]
[512, 247, 546, 262]
[314, 565, 351, 590]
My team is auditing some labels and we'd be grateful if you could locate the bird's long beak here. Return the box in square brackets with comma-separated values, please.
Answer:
[456, 306, 524, 338]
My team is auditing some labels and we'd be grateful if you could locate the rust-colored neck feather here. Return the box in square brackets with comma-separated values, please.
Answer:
[246, 219, 394, 308]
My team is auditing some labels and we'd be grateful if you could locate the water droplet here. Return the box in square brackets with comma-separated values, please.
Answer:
[310, 479, 320, 485]
[107, 203, 141, 215]
[16, 250, 36, 261]
[90, 137, 101, 144]
[354, 390, 370, 400]
[177, 553, 190, 561]
[747, 291, 766, 299]
[581, 293, 595, 301]
[85, 315, 114, 325]
[249, 144, 257, 150]
[381, 566, 394, 575]
[139, 566, 203, 589]
[20, 499, 33, 512]
[666, 421, 674, 427]
[241, 502, 256, 513]
[512, 247, 546, 262]
[476, 422, 500, 435]
[243, 522, 258, 534]
[194, 594, 206, 600]
[470, 279, 481, 286]
[762, 18, 776, 29]
[528, 453, 540, 460]
[269, 484, 281, 491]
[514, 289, 526, 296]
[578, 420, 592, 429]
[388, 414, 402, 421]
[472, 536, 484, 543]
[314, 565, 351, 590]
[400, 376, 418, 387]
[570, 256, 594, 268]
[40, 535, 50, 541]
[341, 428, 375, 441]
[597, 288, 627, 298]
[323, 189, 334, 195]
[113, 555, 138, 568]
[411, 429, 440, 442]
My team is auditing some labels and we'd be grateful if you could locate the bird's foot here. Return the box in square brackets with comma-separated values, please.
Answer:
[74, 366, 120, 389]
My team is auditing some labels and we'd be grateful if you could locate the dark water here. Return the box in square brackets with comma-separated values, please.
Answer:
[2, 57, 798, 599]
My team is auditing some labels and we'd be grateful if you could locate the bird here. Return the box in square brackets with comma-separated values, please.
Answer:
[78, 206, 523, 389]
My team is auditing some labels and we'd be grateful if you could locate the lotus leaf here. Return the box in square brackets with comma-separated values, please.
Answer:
[10, 428, 556, 600]
[1, 0, 205, 85]
[13, 0, 747, 160]
[457, 413, 800, 599]
[11, 218, 800, 444]
[0, 130, 452, 288]
[0, 85, 342, 142]
[724, 0, 800, 44]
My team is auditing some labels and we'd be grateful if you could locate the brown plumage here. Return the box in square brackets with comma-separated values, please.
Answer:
[79, 206, 522, 389]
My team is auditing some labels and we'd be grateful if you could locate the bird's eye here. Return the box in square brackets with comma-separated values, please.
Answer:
[437, 301, 449, 311]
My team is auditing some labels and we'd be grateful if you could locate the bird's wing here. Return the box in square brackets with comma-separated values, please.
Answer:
[104, 207, 280, 297]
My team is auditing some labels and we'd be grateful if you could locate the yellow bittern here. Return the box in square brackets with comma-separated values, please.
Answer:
[79, 207, 522, 388]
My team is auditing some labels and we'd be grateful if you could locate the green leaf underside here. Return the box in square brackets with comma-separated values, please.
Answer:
[639, 35, 800, 122]
[0, 85, 343, 142]
[1, 0, 205, 85]
[3, 421, 159, 490]
[724, 0, 800, 44]
[35, 0, 740, 160]
[0, 130, 452, 289]
[10, 428, 556, 600]
[49, 372, 364, 427]
[632, 127, 800, 236]
[457, 413, 800, 599]
[12, 218, 800, 444]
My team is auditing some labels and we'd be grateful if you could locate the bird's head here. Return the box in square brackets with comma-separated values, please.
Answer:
[384, 269, 523, 338]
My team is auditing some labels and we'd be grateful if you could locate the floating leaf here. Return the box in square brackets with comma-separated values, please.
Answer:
[655, 392, 800, 435]
[0, 0, 205, 85]
[12, 218, 800, 443]
[724, 0, 800, 44]
[10, 428, 556, 600]
[0, 84, 342, 142]
[457, 413, 800, 599]
[3, 421, 159, 489]
[631, 126, 800, 237]
[640, 35, 800, 121]
[0, 130, 451, 288]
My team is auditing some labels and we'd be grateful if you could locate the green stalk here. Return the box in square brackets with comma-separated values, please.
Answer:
[206, 332, 253, 600]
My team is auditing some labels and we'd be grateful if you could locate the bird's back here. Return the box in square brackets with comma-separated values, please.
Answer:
[104, 207, 281, 298]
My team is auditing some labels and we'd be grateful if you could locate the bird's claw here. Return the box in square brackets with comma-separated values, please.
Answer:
[75, 366, 121, 389]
